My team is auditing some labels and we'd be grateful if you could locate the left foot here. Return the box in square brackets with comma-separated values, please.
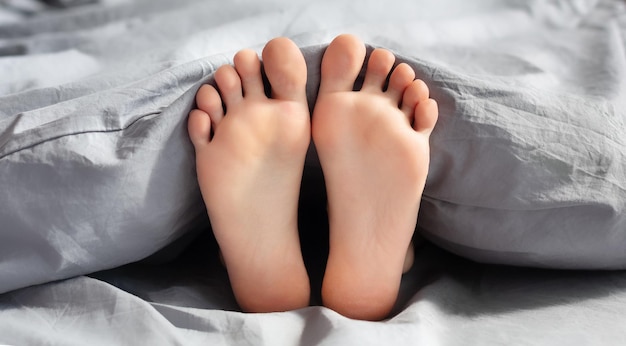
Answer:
[313, 35, 438, 320]
[187, 37, 311, 312]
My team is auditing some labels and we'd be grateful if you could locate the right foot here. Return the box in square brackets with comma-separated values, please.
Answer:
[187, 38, 311, 312]
[313, 35, 438, 320]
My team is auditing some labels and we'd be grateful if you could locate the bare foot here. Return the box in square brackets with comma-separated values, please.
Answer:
[187, 38, 311, 312]
[313, 34, 438, 320]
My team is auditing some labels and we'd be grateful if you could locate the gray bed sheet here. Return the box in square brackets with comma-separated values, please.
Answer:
[1, 0, 626, 344]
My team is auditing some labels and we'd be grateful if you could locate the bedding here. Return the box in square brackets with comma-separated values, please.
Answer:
[1, 0, 626, 344]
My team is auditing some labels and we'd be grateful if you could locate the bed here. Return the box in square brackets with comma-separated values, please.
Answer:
[1, 0, 626, 344]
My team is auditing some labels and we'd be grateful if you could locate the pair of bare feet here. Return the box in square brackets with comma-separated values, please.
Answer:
[187, 34, 438, 321]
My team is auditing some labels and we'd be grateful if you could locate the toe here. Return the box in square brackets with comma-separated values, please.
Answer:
[386, 63, 416, 104]
[262, 37, 307, 102]
[400, 79, 430, 119]
[188, 109, 212, 148]
[413, 98, 438, 135]
[196, 84, 225, 127]
[214, 65, 243, 108]
[361, 48, 395, 92]
[234, 49, 265, 99]
[319, 34, 366, 94]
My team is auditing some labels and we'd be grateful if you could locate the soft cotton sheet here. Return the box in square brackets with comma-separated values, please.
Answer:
[1, 0, 626, 344]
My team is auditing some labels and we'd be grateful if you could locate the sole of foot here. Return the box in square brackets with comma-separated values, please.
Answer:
[187, 37, 312, 312]
[313, 34, 438, 321]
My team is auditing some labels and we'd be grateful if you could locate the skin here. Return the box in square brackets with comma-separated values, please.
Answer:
[313, 34, 438, 320]
[187, 37, 311, 312]
[188, 34, 438, 320]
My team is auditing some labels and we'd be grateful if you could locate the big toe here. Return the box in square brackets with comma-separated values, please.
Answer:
[319, 34, 366, 94]
[262, 37, 307, 102]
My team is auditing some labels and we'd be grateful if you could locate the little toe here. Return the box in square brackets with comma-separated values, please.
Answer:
[361, 48, 395, 92]
[400, 79, 430, 119]
[261, 37, 307, 102]
[196, 84, 225, 127]
[188, 109, 212, 148]
[318, 34, 366, 94]
[413, 98, 438, 135]
[233, 49, 265, 99]
[214, 65, 243, 108]
[386, 63, 416, 103]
